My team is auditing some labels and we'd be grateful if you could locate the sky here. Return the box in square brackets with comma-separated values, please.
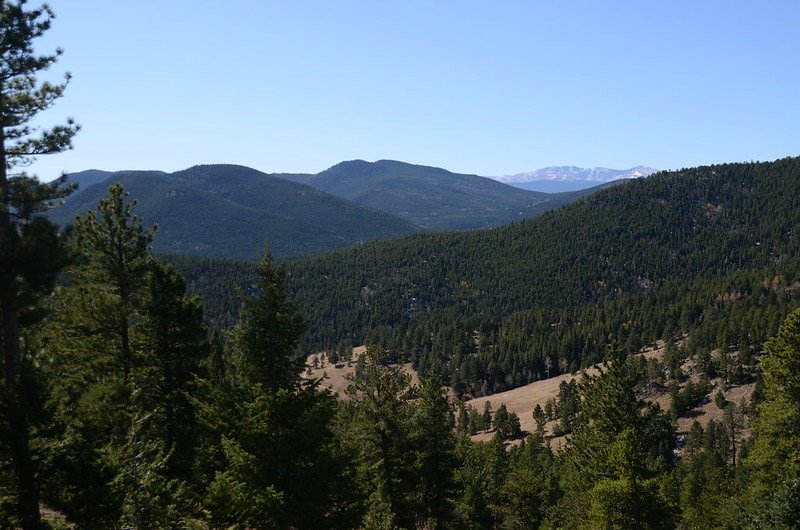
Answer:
[27, 0, 800, 180]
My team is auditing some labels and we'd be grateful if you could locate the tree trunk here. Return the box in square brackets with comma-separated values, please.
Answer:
[5, 393, 42, 530]
[1, 118, 43, 530]
[2, 305, 20, 383]
[121, 316, 131, 383]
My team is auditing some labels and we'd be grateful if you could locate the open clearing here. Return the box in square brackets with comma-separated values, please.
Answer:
[466, 342, 754, 446]
[304, 346, 419, 399]
[307, 342, 754, 447]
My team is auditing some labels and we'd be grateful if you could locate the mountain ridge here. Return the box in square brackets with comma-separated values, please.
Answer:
[50, 164, 420, 261]
[279, 159, 595, 230]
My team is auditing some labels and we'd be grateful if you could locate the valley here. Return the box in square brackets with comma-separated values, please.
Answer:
[4, 1, 799, 526]
[13, 155, 800, 528]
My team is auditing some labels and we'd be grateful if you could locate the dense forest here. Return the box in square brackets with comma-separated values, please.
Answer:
[279, 157, 800, 396]
[2, 2, 800, 528]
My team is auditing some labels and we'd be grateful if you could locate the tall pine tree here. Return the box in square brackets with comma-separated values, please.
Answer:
[0, 2, 78, 527]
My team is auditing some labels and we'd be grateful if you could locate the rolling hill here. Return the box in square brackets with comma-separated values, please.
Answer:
[49, 164, 420, 261]
[277, 157, 800, 396]
[279, 159, 594, 230]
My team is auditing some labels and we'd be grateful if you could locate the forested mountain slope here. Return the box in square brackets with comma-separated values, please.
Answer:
[280, 159, 592, 230]
[49, 164, 419, 260]
[282, 157, 800, 395]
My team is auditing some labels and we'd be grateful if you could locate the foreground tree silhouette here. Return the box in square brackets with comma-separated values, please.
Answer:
[0, 2, 78, 527]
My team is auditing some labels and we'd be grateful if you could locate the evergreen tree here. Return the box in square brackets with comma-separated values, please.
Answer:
[495, 435, 557, 529]
[43, 185, 200, 527]
[493, 403, 510, 437]
[69, 183, 154, 384]
[480, 400, 492, 432]
[410, 371, 457, 528]
[203, 251, 351, 528]
[453, 435, 508, 529]
[493, 404, 521, 440]
[205, 384, 348, 528]
[48, 183, 154, 448]
[585, 428, 672, 529]
[343, 346, 416, 528]
[667, 421, 741, 529]
[557, 347, 673, 526]
[139, 261, 206, 482]
[0, 2, 78, 526]
[229, 249, 303, 391]
[744, 307, 800, 524]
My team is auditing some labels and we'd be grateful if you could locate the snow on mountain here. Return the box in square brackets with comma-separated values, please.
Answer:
[496, 166, 658, 184]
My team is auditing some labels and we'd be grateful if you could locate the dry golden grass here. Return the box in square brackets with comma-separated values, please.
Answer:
[306, 342, 754, 448]
[304, 346, 419, 399]
[464, 342, 754, 446]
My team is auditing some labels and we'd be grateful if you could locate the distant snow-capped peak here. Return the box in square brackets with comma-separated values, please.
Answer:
[495, 165, 657, 184]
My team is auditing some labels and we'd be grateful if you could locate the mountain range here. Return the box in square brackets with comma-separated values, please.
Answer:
[163, 156, 800, 398]
[495, 165, 658, 192]
[52, 160, 617, 260]
[277, 159, 609, 230]
[53, 165, 419, 261]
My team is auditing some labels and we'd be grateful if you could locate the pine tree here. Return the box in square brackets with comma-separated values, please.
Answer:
[0, 3, 78, 526]
[533, 403, 546, 433]
[453, 435, 508, 528]
[744, 307, 800, 523]
[70, 183, 154, 384]
[557, 346, 673, 526]
[494, 433, 557, 529]
[410, 371, 457, 528]
[203, 251, 351, 528]
[343, 346, 416, 528]
[585, 428, 672, 529]
[139, 261, 206, 481]
[480, 400, 492, 432]
[42, 185, 198, 527]
[229, 249, 303, 391]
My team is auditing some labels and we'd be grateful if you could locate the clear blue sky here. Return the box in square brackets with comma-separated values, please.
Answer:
[29, 0, 800, 180]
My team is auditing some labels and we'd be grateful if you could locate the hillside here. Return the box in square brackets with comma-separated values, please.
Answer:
[466, 342, 754, 446]
[49, 164, 420, 261]
[282, 157, 800, 396]
[511, 178, 629, 194]
[280, 159, 588, 230]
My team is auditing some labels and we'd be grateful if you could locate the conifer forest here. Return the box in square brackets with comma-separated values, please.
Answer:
[2, 2, 800, 529]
